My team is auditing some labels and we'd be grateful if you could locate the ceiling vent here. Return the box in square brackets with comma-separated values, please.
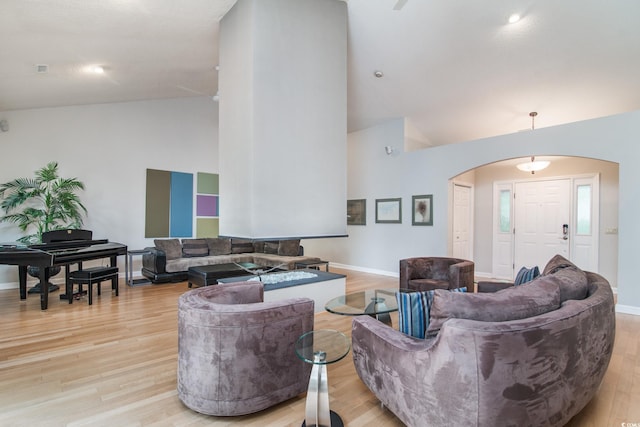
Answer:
[35, 64, 49, 73]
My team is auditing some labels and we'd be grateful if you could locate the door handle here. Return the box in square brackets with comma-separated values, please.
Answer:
[562, 224, 569, 240]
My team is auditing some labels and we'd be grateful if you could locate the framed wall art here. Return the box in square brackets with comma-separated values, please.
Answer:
[375, 198, 402, 224]
[412, 194, 433, 226]
[347, 199, 367, 225]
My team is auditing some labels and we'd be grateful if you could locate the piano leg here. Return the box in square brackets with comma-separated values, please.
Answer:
[38, 265, 50, 310]
[19, 266, 27, 300]
[110, 255, 119, 294]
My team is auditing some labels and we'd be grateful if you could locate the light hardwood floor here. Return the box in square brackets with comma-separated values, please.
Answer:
[0, 269, 635, 427]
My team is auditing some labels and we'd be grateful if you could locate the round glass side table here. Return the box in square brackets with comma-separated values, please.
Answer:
[325, 288, 413, 326]
[295, 329, 351, 427]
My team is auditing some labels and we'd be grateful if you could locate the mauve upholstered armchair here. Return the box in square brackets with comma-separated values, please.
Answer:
[399, 257, 474, 292]
[177, 281, 314, 416]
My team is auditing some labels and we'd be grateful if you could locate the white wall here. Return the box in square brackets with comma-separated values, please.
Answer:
[304, 110, 640, 312]
[0, 96, 218, 287]
[3, 97, 639, 312]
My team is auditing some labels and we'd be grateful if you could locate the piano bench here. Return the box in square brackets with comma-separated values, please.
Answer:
[67, 266, 119, 305]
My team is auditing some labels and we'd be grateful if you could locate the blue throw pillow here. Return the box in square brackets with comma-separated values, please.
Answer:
[514, 266, 540, 286]
[397, 287, 467, 339]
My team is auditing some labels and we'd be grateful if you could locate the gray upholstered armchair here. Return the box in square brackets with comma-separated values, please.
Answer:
[177, 281, 314, 416]
[399, 257, 474, 292]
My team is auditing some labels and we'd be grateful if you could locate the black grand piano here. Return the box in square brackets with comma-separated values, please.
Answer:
[0, 229, 127, 310]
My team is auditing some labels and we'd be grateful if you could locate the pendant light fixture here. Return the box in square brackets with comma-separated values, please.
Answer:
[516, 112, 550, 174]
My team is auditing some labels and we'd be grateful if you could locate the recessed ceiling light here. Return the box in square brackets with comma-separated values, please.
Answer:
[508, 14, 521, 24]
[83, 65, 105, 74]
[374, 70, 384, 78]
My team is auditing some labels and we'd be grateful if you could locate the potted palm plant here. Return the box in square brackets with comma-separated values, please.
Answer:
[0, 161, 87, 292]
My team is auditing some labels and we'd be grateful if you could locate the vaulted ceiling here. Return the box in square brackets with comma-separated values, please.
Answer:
[1, 0, 639, 146]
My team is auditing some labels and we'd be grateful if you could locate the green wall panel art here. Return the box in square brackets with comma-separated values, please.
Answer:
[146, 169, 220, 239]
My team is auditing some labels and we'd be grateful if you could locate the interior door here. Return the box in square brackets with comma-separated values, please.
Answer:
[514, 179, 571, 271]
[452, 183, 473, 260]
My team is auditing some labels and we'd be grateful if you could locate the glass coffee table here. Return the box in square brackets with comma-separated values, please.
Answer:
[295, 329, 351, 427]
[325, 288, 411, 326]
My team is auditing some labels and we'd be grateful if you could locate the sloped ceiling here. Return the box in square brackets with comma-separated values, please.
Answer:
[1, 0, 639, 146]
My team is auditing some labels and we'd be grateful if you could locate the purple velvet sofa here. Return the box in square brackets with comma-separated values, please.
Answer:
[352, 255, 615, 426]
[177, 282, 314, 416]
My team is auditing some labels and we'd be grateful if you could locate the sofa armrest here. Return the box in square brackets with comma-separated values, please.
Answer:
[353, 315, 432, 355]
[351, 316, 436, 417]
[449, 260, 474, 291]
[399, 259, 412, 289]
[142, 247, 167, 275]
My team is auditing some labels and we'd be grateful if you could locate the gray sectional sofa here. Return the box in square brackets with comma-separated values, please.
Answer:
[352, 255, 615, 427]
[141, 237, 321, 283]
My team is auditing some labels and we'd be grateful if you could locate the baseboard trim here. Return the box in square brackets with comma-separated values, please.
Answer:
[329, 263, 398, 278]
[474, 271, 494, 279]
[615, 304, 640, 316]
[0, 281, 19, 290]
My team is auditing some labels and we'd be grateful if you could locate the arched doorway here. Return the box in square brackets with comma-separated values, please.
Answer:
[450, 156, 619, 286]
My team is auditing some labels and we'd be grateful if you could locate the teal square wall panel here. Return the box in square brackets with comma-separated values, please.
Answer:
[170, 171, 193, 237]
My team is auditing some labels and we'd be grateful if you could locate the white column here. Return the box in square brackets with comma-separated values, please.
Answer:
[219, 0, 348, 239]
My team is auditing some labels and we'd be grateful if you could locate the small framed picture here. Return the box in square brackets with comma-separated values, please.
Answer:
[347, 199, 366, 225]
[375, 198, 402, 224]
[412, 195, 433, 226]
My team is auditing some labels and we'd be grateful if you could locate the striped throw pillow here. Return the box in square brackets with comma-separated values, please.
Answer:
[397, 287, 467, 339]
[514, 266, 540, 286]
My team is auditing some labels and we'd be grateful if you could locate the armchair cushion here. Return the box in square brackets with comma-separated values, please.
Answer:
[278, 239, 301, 256]
[552, 264, 589, 302]
[543, 254, 579, 275]
[427, 276, 561, 337]
[154, 238, 182, 260]
[231, 238, 254, 254]
[264, 241, 279, 254]
[205, 237, 231, 255]
[542, 255, 589, 302]
[397, 287, 467, 339]
[181, 239, 209, 257]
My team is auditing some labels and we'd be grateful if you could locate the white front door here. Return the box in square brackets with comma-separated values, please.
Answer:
[514, 179, 571, 271]
[452, 183, 473, 260]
